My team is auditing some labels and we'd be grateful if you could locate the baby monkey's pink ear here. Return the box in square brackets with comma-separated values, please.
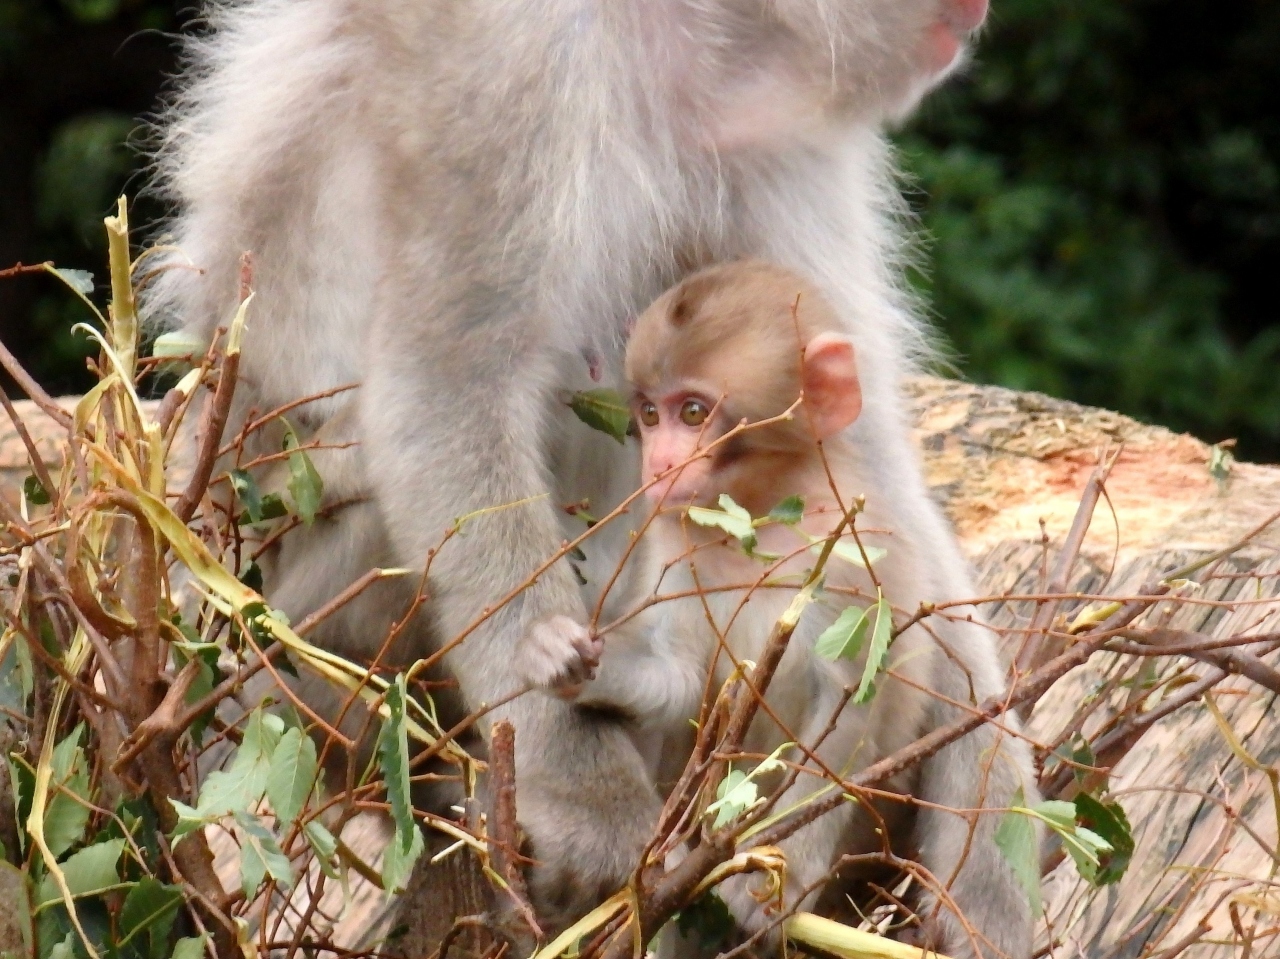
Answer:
[801, 332, 862, 438]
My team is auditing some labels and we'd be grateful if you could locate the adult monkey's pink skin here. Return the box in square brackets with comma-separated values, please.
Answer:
[924, 0, 991, 73]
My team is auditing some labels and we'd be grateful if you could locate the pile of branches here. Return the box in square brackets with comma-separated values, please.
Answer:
[1, 201, 1278, 959]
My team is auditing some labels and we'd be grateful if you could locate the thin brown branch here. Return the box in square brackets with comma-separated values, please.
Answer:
[487, 720, 542, 940]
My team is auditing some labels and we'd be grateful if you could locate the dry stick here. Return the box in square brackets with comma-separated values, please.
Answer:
[219, 381, 360, 458]
[487, 721, 542, 940]
[1112, 634, 1280, 695]
[0, 335, 73, 429]
[174, 253, 252, 524]
[1015, 447, 1120, 680]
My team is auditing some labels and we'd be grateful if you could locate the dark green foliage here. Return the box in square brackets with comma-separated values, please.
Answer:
[0, 0, 186, 396]
[902, 0, 1280, 459]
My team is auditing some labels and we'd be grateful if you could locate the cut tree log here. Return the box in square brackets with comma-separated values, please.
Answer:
[2, 377, 1276, 958]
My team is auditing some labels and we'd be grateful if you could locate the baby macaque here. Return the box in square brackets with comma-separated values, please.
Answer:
[581, 261, 1037, 959]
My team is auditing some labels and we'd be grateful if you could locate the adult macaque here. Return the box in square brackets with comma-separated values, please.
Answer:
[580, 261, 1037, 958]
[148, 0, 998, 935]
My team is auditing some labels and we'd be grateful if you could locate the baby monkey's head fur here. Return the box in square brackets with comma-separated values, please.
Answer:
[626, 260, 862, 511]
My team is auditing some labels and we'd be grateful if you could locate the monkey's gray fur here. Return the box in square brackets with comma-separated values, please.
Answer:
[145, 1, 1037, 955]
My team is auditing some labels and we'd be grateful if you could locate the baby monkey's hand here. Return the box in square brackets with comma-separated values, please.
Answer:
[519, 615, 603, 698]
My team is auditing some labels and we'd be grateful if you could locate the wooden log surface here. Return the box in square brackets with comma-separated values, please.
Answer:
[3, 377, 1278, 958]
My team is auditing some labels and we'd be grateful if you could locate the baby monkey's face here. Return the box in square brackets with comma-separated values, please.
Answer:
[625, 262, 864, 511]
[632, 383, 727, 507]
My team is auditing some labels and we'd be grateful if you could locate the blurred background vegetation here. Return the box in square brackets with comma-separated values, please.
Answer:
[1, 0, 1278, 458]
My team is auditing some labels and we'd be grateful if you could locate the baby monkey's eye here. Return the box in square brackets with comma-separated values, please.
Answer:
[680, 399, 709, 426]
[638, 401, 660, 427]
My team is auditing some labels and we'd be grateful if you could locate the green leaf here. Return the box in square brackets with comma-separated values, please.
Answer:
[688, 494, 758, 552]
[378, 675, 423, 892]
[23, 475, 51, 506]
[118, 877, 183, 957]
[1070, 734, 1096, 786]
[568, 388, 631, 444]
[238, 560, 264, 593]
[8, 757, 34, 857]
[701, 749, 797, 831]
[1208, 441, 1234, 491]
[852, 594, 893, 704]
[171, 935, 208, 959]
[50, 269, 94, 297]
[230, 469, 264, 524]
[813, 605, 870, 662]
[174, 708, 283, 837]
[168, 801, 208, 846]
[1074, 794, 1133, 885]
[674, 891, 734, 950]
[706, 769, 755, 829]
[171, 640, 221, 744]
[151, 329, 206, 361]
[994, 790, 1042, 918]
[820, 540, 888, 569]
[281, 424, 324, 525]
[35, 838, 126, 907]
[381, 827, 424, 896]
[233, 811, 293, 899]
[1030, 799, 1112, 884]
[47, 932, 75, 959]
[45, 726, 91, 860]
[303, 820, 341, 881]
[266, 727, 318, 827]
[767, 495, 805, 526]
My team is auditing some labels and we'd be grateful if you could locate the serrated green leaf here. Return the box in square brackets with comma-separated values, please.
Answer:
[378, 675, 423, 892]
[994, 789, 1042, 917]
[1074, 794, 1133, 885]
[117, 877, 183, 957]
[266, 727, 317, 827]
[234, 811, 293, 899]
[23, 475, 51, 506]
[852, 594, 893, 704]
[171, 935, 208, 959]
[688, 494, 758, 552]
[813, 605, 870, 661]
[179, 708, 281, 831]
[281, 424, 324, 525]
[1029, 798, 1112, 884]
[45, 726, 91, 859]
[1032, 800, 1077, 831]
[569, 388, 631, 444]
[35, 839, 126, 907]
[381, 826, 424, 895]
[767, 495, 805, 526]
